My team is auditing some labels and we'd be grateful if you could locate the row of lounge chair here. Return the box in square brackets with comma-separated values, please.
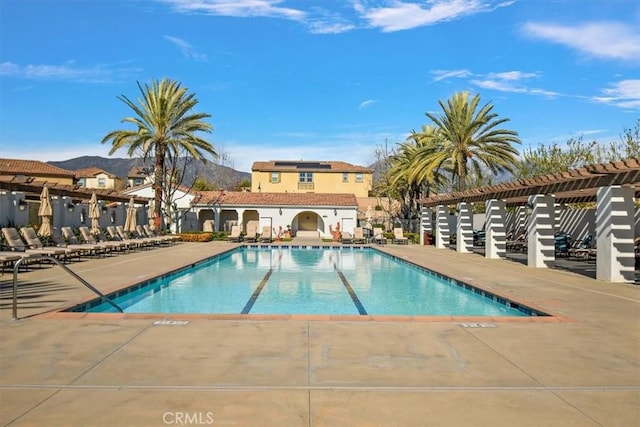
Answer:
[227, 225, 273, 243]
[0, 224, 179, 271]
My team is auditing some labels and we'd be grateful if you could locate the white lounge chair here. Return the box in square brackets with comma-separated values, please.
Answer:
[393, 227, 408, 245]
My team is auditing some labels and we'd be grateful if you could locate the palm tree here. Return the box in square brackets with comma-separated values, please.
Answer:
[390, 125, 445, 221]
[412, 91, 520, 191]
[102, 78, 216, 229]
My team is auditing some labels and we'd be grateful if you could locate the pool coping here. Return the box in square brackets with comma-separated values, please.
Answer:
[45, 245, 570, 323]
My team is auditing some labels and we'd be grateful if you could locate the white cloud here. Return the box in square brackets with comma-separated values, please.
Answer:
[522, 21, 640, 61]
[593, 79, 640, 109]
[158, 0, 306, 20]
[433, 68, 560, 97]
[359, 0, 512, 32]
[431, 69, 473, 82]
[358, 99, 376, 109]
[164, 36, 208, 61]
[0, 60, 140, 83]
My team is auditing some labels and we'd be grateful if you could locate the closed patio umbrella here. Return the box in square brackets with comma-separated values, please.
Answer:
[37, 186, 53, 238]
[365, 205, 373, 230]
[147, 199, 156, 230]
[89, 192, 100, 234]
[124, 197, 137, 232]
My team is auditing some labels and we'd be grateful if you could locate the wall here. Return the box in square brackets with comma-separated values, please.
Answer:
[251, 170, 372, 197]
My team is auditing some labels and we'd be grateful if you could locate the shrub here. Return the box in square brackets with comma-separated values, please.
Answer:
[178, 232, 213, 242]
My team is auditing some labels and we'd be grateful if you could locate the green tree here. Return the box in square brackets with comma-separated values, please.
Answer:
[413, 91, 521, 191]
[192, 175, 217, 191]
[102, 78, 216, 229]
[517, 136, 600, 179]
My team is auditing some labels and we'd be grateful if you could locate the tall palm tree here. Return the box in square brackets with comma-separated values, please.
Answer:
[412, 91, 520, 191]
[390, 125, 445, 220]
[102, 78, 216, 229]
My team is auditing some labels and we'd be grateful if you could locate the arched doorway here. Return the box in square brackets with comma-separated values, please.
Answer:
[295, 211, 323, 237]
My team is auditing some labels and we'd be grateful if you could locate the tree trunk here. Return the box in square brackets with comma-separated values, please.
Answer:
[154, 147, 165, 230]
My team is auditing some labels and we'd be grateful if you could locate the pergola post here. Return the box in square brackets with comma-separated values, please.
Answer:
[527, 194, 556, 268]
[485, 199, 506, 259]
[596, 185, 635, 282]
[420, 207, 432, 245]
[435, 205, 450, 249]
[456, 202, 473, 253]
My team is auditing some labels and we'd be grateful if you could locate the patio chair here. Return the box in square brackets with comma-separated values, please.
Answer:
[227, 225, 242, 243]
[114, 225, 155, 249]
[353, 227, 366, 244]
[243, 224, 257, 243]
[340, 231, 354, 244]
[20, 226, 81, 262]
[78, 226, 126, 253]
[393, 227, 408, 245]
[136, 225, 169, 245]
[0, 251, 23, 274]
[2, 227, 66, 259]
[61, 227, 107, 257]
[52, 227, 101, 258]
[260, 226, 272, 243]
[567, 234, 594, 260]
[143, 224, 180, 243]
[372, 227, 385, 244]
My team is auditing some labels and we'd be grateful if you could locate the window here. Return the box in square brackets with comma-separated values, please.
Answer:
[342, 172, 349, 183]
[133, 178, 143, 186]
[299, 172, 313, 183]
[355, 173, 363, 183]
[77, 178, 86, 187]
[98, 177, 106, 187]
[270, 172, 279, 183]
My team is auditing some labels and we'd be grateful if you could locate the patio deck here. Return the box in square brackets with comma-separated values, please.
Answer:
[1, 242, 638, 426]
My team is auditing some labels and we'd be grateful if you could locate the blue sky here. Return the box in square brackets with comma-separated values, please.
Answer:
[1, 0, 639, 173]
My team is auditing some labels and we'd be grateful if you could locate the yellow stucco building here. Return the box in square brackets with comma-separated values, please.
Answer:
[251, 160, 373, 197]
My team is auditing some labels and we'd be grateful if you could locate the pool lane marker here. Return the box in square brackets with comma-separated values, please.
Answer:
[333, 263, 368, 315]
[241, 269, 273, 314]
[241, 252, 282, 314]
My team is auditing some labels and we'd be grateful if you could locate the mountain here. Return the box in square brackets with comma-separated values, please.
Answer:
[49, 156, 250, 190]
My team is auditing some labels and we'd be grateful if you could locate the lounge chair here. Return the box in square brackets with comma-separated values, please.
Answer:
[260, 226, 272, 243]
[52, 228, 101, 258]
[115, 225, 156, 249]
[243, 224, 258, 243]
[2, 227, 66, 259]
[20, 226, 82, 262]
[137, 225, 171, 245]
[393, 227, 408, 245]
[0, 251, 23, 274]
[372, 227, 385, 244]
[143, 224, 180, 243]
[340, 231, 354, 244]
[78, 226, 126, 253]
[353, 227, 366, 244]
[61, 227, 107, 257]
[227, 225, 242, 243]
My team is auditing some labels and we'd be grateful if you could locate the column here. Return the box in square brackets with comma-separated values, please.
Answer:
[435, 205, 450, 249]
[527, 194, 555, 268]
[596, 186, 635, 282]
[420, 207, 433, 245]
[456, 202, 473, 253]
[485, 199, 506, 259]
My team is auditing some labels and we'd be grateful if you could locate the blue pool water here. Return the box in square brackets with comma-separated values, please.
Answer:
[83, 247, 540, 317]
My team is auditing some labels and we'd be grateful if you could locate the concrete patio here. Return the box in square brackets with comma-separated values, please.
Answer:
[1, 241, 638, 426]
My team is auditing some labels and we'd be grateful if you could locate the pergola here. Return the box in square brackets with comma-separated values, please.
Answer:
[417, 158, 640, 283]
[0, 176, 149, 204]
[418, 158, 640, 208]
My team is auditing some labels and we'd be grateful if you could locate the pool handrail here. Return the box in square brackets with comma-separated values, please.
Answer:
[12, 255, 123, 320]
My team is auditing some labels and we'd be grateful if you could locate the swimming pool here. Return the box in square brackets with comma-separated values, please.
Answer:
[76, 247, 546, 317]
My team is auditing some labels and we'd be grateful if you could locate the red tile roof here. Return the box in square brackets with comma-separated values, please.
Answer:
[193, 191, 358, 207]
[0, 158, 76, 178]
[75, 167, 119, 179]
[252, 160, 373, 173]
